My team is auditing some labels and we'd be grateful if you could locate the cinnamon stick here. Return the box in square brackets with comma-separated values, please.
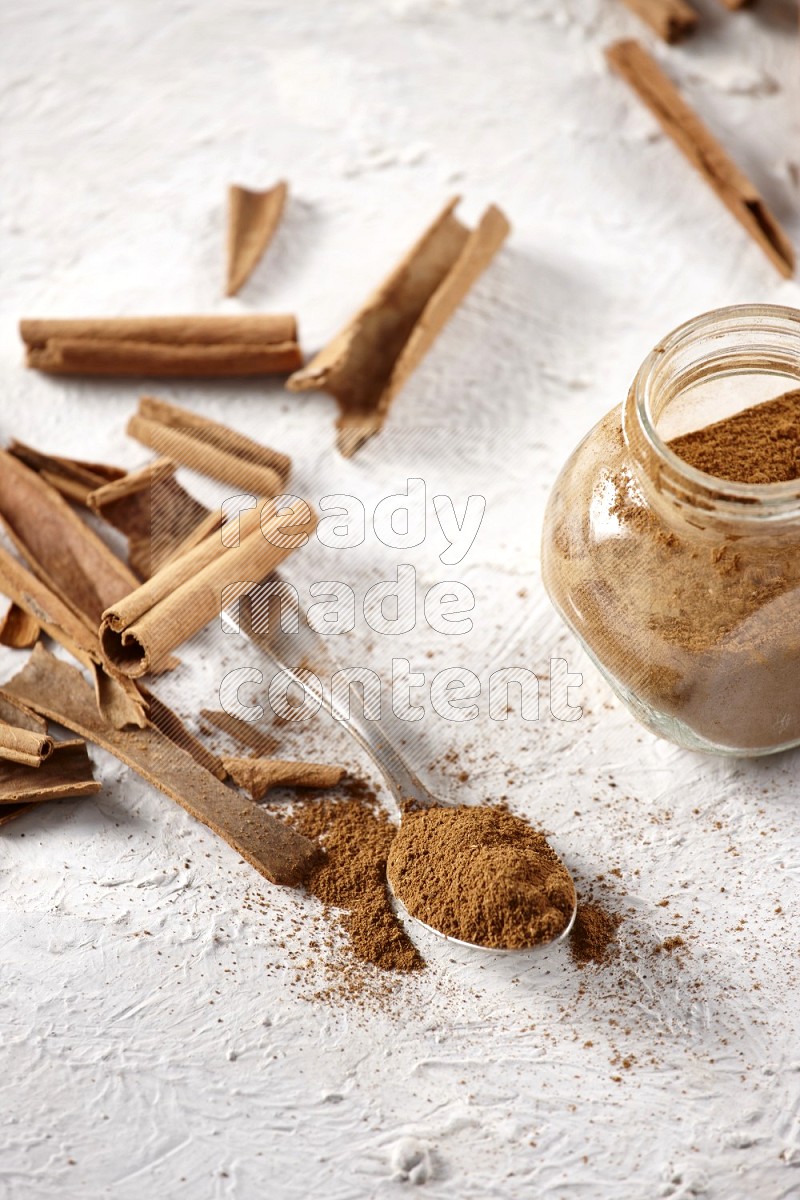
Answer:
[1, 645, 320, 886]
[0, 540, 148, 729]
[0, 721, 53, 767]
[127, 396, 291, 498]
[0, 449, 140, 627]
[0, 697, 47, 825]
[287, 198, 511, 456]
[605, 40, 795, 278]
[0, 738, 98, 804]
[20, 315, 303, 377]
[87, 457, 213, 580]
[8, 440, 125, 505]
[100, 495, 316, 677]
[223, 756, 344, 801]
[0, 602, 40, 649]
[619, 0, 698, 41]
[226, 182, 288, 296]
[0, 454, 149, 722]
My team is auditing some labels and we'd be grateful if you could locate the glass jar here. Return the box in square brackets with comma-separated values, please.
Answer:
[541, 304, 800, 756]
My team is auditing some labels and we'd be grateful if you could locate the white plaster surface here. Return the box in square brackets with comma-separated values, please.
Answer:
[2, 2, 800, 1197]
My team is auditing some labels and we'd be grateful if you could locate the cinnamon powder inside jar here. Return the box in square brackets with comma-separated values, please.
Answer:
[544, 390, 800, 752]
[669, 389, 800, 484]
[386, 805, 576, 950]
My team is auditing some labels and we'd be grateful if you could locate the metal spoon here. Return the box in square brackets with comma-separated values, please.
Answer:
[221, 619, 577, 952]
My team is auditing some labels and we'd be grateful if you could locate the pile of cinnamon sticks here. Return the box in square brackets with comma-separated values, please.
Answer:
[7, 181, 519, 887]
[0, 400, 350, 887]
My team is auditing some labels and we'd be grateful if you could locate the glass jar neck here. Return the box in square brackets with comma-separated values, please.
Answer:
[623, 304, 800, 531]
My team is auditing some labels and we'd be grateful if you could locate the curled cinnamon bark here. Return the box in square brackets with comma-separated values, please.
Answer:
[8, 440, 125, 505]
[0, 602, 40, 649]
[87, 457, 213, 580]
[0, 738, 98, 804]
[287, 197, 510, 456]
[0, 722, 53, 767]
[226, 182, 288, 296]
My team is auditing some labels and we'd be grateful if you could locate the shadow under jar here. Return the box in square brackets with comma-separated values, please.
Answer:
[542, 304, 800, 757]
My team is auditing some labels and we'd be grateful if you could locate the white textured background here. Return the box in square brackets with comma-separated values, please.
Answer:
[2, 2, 800, 1198]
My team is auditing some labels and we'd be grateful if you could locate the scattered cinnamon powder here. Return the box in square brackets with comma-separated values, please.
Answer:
[286, 780, 423, 973]
[570, 902, 622, 967]
[386, 805, 575, 950]
[669, 389, 800, 483]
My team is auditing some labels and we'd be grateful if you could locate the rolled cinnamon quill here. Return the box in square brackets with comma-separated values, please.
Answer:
[20, 315, 303, 377]
[127, 396, 291, 497]
[100, 496, 315, 677]
[0, 602, 40, 649]
[0, 721, 53, 768]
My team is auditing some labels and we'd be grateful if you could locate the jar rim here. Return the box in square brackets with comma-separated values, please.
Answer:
[628, 303, 800, 519]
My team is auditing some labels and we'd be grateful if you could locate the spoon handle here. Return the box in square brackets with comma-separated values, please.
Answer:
[236, 628, 436, 811]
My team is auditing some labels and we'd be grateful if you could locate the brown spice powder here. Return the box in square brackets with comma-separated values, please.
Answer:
[669, 390, 800, 483]
[286, 780, 423, 973]
[570, 902, 622, 967]
[386, 805, 576, 950]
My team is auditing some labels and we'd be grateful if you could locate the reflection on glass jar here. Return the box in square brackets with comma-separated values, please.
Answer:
[542, 304, 800, 757]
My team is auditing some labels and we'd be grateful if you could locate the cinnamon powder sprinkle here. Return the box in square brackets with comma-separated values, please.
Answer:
[569, 902, 622, 967]
[286, 781, 423, 973]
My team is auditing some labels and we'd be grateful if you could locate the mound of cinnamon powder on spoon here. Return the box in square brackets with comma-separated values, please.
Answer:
[386, 805, 576, 950]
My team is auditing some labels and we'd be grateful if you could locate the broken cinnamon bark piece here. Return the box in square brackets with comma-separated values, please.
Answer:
[87, 458, 212, 580]
[8, 440, 125, 506]
[619, 0, 698, 41]
[1, 645, 320, 886]
[605, 40, 794, 278]
[0, 602, 40, 649]
[226, 181, 288, 296]
[20, 315, 303, 377]
[127, 396, 291, 498]
[287, 197, 511, 456]
[223, 756, 344, 801]
[200, 708, 279, 757]
[100, 496, 315, 678]
[138, 685, 227, 781]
